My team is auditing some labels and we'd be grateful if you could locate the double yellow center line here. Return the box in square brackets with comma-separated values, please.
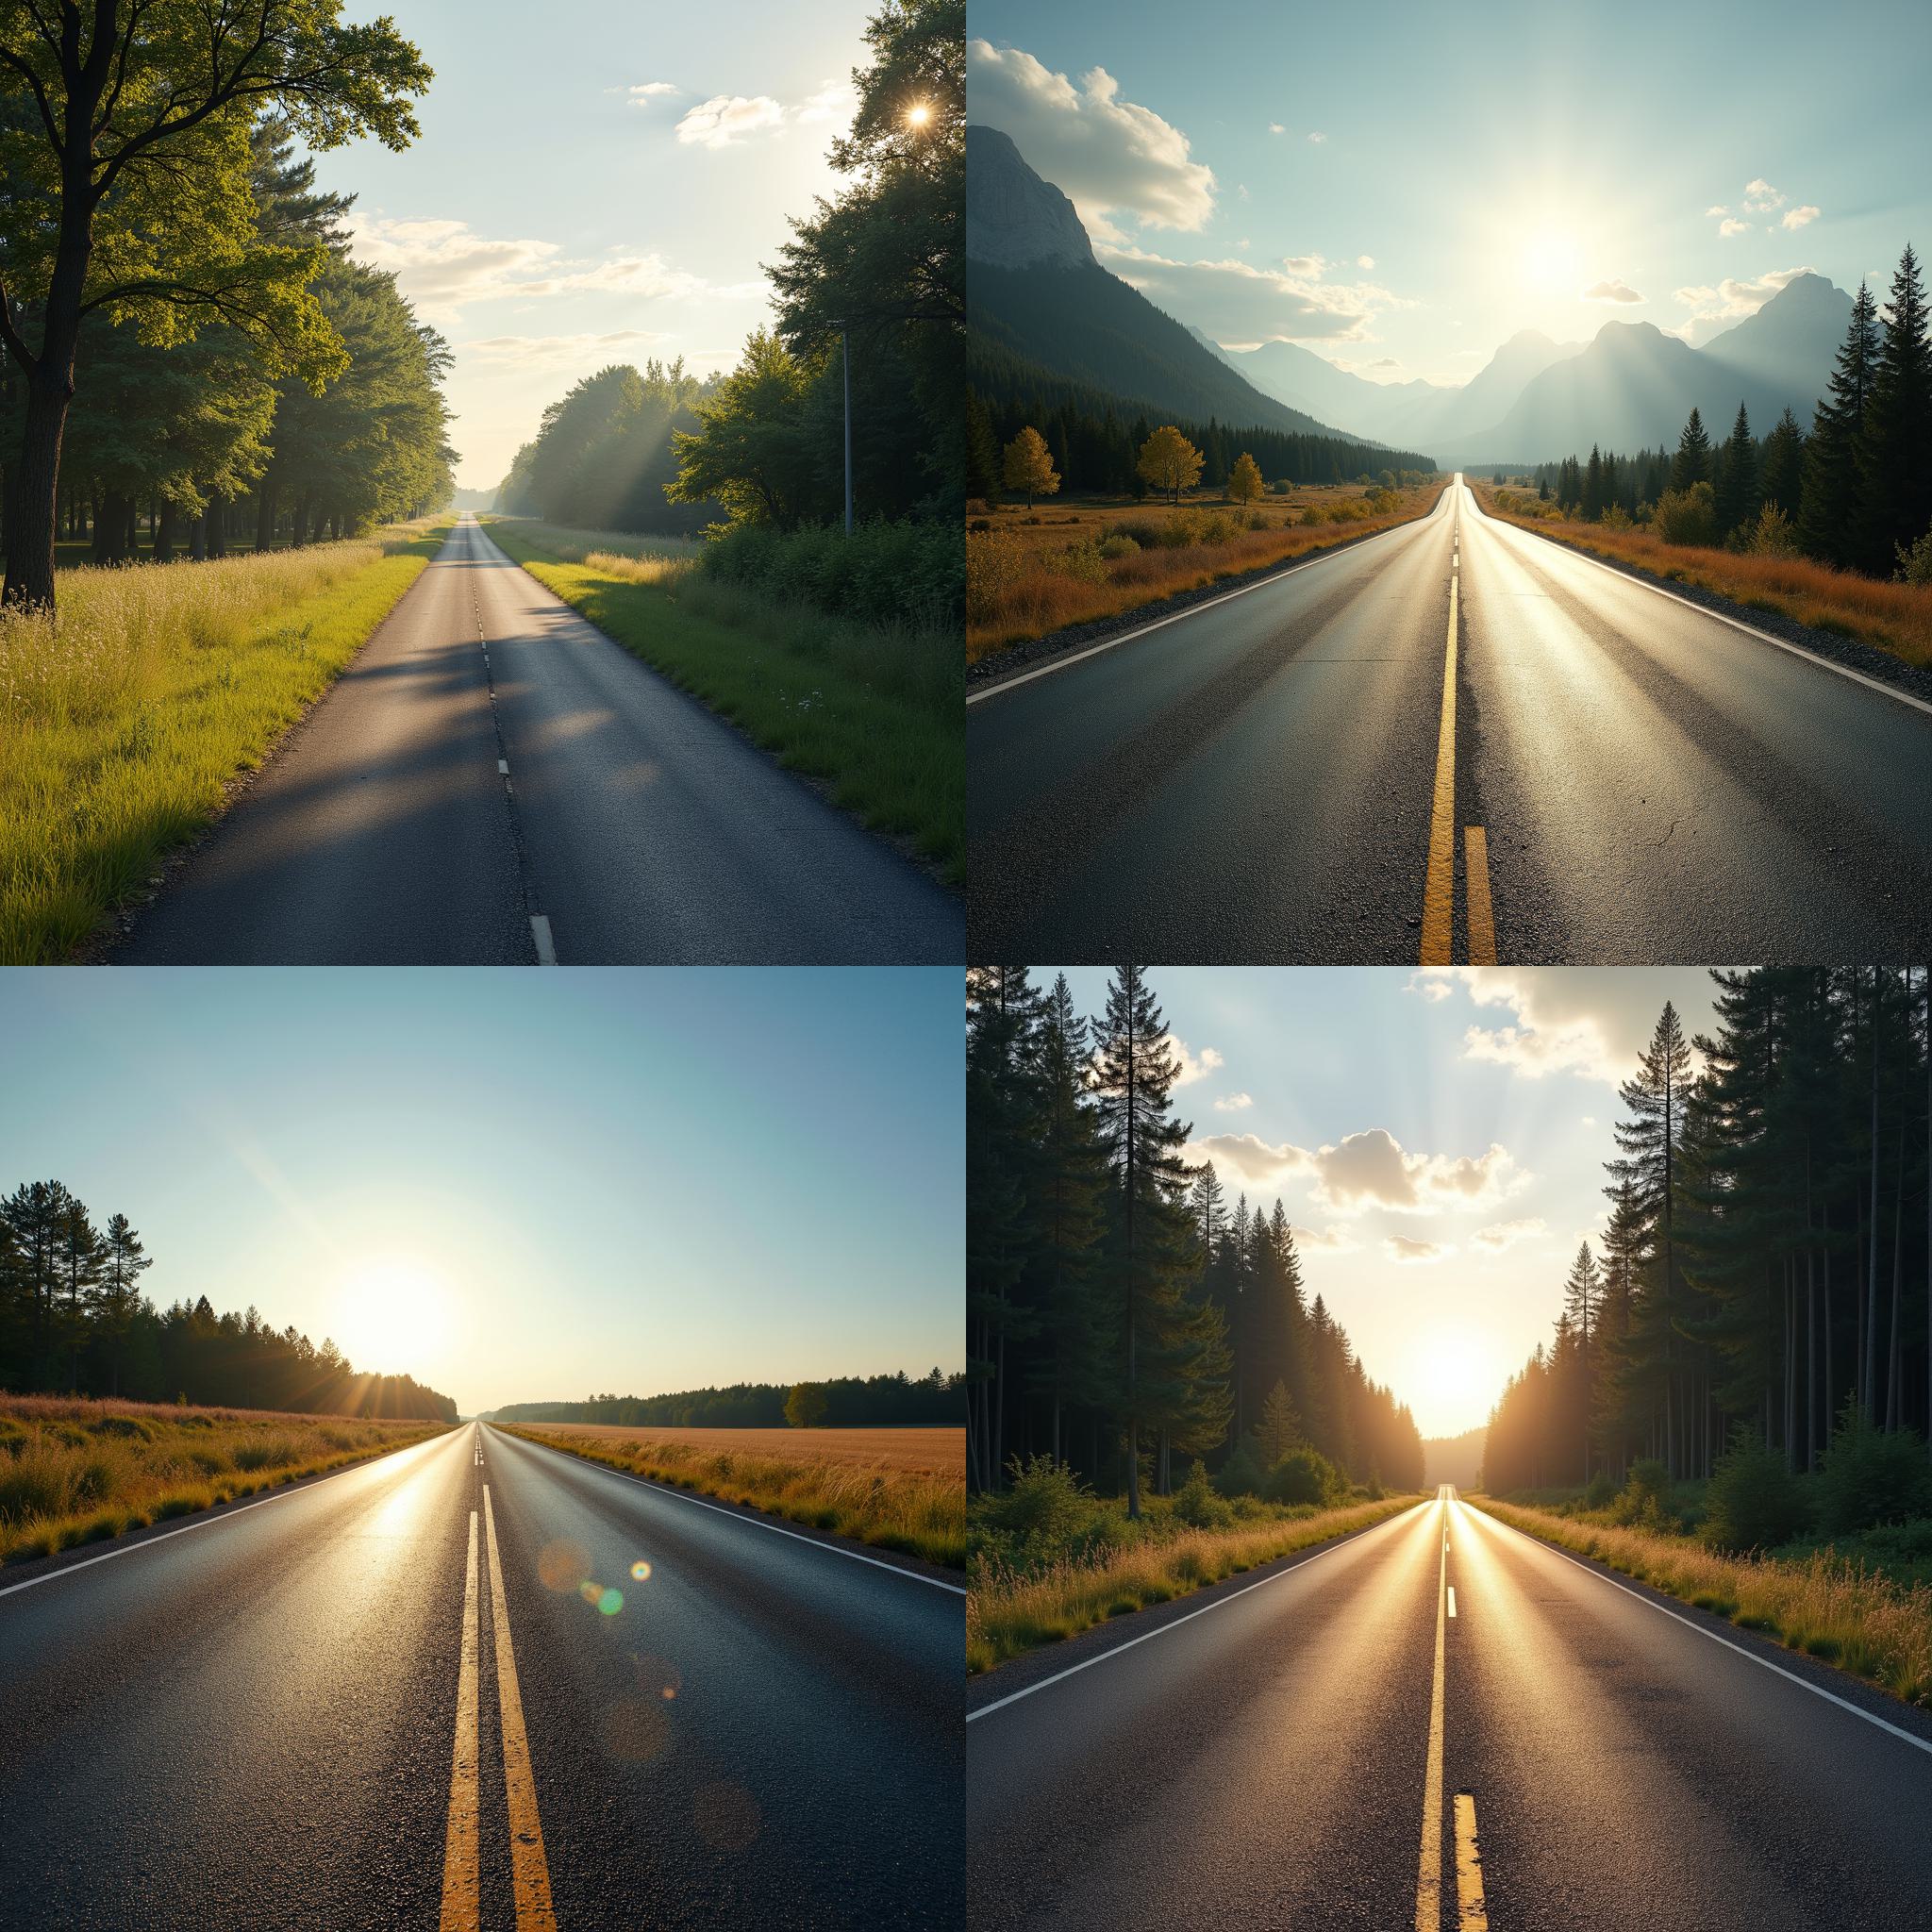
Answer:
[441, 1473, 557, 1930]
[1414, 1491, 1489, 1931]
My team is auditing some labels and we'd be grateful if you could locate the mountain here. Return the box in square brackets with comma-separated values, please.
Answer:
[1412, 329, 1583, 444]
[967, 126, 1365, 443]
[1701, 271, 1853, 404]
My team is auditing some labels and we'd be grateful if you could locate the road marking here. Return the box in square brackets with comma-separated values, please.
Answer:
[1448, 1586, 1457, 1619]
[971, 1500, 1430, 1724]
[965, 488, 1454, 705]
[484, 1485, 558, 1930]
[0, 1429, 449, 1602]
[1464, 826, 1496, 963]
[1420, 574, 1459, 965]
[1415, 1492, 1449, 1932]
[497, 758, 509, 776]
[493, 1424, 969, 1597]
[439, 1510, 481, 1932]
[1470, 490, 1932, 723]
[1455, 1792, 1490, 1930]
[529, 914, 557, 966]
[1464, 1500, 1932, 1758]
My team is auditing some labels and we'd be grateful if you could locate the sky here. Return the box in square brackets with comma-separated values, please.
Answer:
[315, 0, 874, 489]
[0, 969, 961, 1415]
[1046, 967, 1721, 1441]
[968, 0, 1932, 383]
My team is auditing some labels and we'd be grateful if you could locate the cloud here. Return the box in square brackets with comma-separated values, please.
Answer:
[675, 93, 786, 147]
[1471, 1218, 1545, 1253]
[1212, 1092, 1255, 1112]
[1292, 1224, 1359, 1253]
[463, 329, 670, 367]
[1581, 278, 1643, 304]
[1672, 266, 1817, 342]
[625, 82, 681, 102]
[1741, 177, 1786, 212]
[1165, 1039, 1224, 1088]
[1101, 242, 1410, 343]
[1580, 1115, 1596, 1128]
[967, 40, 1216, 231]
[1282, 253, 1329, 276]
[1387, 1236, 1444, 1263]
[1192, 1126, 1527, 1215]
[1782, 205, 1821, 230]
[1366, 356, 1400, 369]
[1706, 204, 1729, 218]
[1357, 254, 1375, 270]
[1307, 130, 1327, 144]
[795, 78, 859, 126]
[1269, 121, 1286, 135]
[1718, 217, 1751, 238]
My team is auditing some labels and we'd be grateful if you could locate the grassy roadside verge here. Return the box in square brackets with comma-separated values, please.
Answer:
[1470, 1495, 1932, 1710]
[482, 521, 963, 885]
[0, 1395, 448, 1564]
[1469, 480, 1932, 669]
[497, 1423, 966, 1571]
[0, 524, 450, 962]
[968, 1491, 1422, 1674]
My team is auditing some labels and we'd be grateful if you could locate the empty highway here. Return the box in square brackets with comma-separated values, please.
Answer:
[0, 1421, 963, 1930]
[965, 1489, 1932, 1931]
[967, 479, 1932, 963]
[119, 517, 961, 965]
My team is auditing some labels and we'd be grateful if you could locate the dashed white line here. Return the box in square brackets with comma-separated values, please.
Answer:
[497, 759, 509, 776]
[528, 915, 557, 966]
[1448, 1586, 1457, 1619]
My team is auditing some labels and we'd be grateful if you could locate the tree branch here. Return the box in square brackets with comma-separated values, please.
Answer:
[0, 279, 39, 375]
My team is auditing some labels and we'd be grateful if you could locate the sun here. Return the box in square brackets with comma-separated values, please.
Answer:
[1406, 1328, 1502, 1438]
[1519, 223, 1583, 295]
[905, 100, 931, 128]
[334, 1255, 452, 1374]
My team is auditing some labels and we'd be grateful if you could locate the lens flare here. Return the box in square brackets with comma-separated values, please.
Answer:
[598, 1587, 624, 1616]
[630, 1559, 652, 1581]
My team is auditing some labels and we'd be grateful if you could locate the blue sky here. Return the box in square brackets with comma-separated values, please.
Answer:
[0, 970, 961, 1414]
[969, 0, 1931, 382]
[1046, 967, 1719, 1439]
[319, 0, 874, 487]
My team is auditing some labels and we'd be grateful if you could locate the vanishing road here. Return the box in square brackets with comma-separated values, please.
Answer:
[120, 515, 960, 964]
[967, 478, 1932, 962]
[966, 1488, 1932, 1931]
[0, 1421, 962, 1930]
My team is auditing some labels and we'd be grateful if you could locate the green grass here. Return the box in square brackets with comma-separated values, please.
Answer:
[0, 524, 449, 962]
[484, 519, 964, 885]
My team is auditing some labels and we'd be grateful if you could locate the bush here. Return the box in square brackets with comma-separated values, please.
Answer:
[1612, 1457, 1674, 1527]
[1705, 1424, 1809, 1553]
[1097, 533, 1141, 560]
[699, 517, 962, 630]
[1600, 503, 1633, 531]
[1158, 512, 1200, 548]
[1818, 1409, 1932, 1535]
[1264, 1446, 1342, 1508]
[987, 1454, 1094, 1559]
[1299, 506, 1324, 526]
[1173, 1459, 1233, 1529]
[1652, 482, 1716, 547]
[1058, 539, 1108, 585]
[1896, 520, 1932, 587]
[1214, 1439, 1268, 1499]
[1582, 1468, 1620, 1510]
[1112, 518, 1164, 548]
[1747, 502, 1800, 558]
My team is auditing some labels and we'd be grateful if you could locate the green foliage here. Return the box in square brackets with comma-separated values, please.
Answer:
[1746, 501, 1800, 557]
[1818, 1408, 1932, 1536]
[697, 517, 962, 630]
[1263, 1446, 1344, 1508]
[784, 1382, 830, 1428]
[1705, 1424, 1808, 1553]
[1173, 1459, 1233, 1528]
[1213, 1438, 1269, 1499]
[1897, 520, 1932, 586]
[1653, 481, 1716, 546]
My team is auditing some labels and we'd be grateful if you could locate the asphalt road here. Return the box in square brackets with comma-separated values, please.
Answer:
[965, 1488, 1932, 1930]
[118, 516, 961, 964]
[967, 478, 1932, 963]
[0, 1421, 963, 1929]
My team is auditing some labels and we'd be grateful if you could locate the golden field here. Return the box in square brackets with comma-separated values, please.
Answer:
[529, 1421, 964, 1476]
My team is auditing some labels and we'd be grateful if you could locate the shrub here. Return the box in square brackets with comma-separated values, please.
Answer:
[230, 1433, 303, 1473]
[1097, 533, 1141, 560]
[1264, 1446, 1342, 1508]
[1601, 503, 1633, 531]
[1173, 1460, 1233, 1529]
[1113, 518, 1164, 548]
[1058, 539, 1108, 585]
[1214, 1439, 1268, 1499]
[988, 1454, 1095, 1560]
[1612, 1457, 1674, 1527]
[1897, 520, 1932, 587]
[1158, 511, 1201, 548]
[1652, 482, 1716, 547]
[1705, 1424, 1809, 1553]
[1299, 506, 1324, 527]
[1582, 1468, 1620, 1510]
[1746, 503, 1799, 558]
[1818, 1408, 1932, 1535]
[699, 517, 962, 630]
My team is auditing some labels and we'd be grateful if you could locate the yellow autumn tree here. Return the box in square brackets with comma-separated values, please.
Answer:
[1227, 451, 1264, 508]
[1137, 425, 1204, 505]
[1001, 425, 1059, 508]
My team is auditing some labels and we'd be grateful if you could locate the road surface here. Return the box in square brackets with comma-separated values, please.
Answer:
[118, 516, 961, 964]
[966, 1489, 1932, 1930]
[967, 478, 1932, 962]
[0, 1421, 963, 1929]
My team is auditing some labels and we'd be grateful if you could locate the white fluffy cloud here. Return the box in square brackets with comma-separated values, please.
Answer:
[1163, 1039, 1224, 1088]
[1102, 242, 1408, 344]
[1192, 1126, 1527, 1216]
[1307, 130, 1327, 144]
[1357, 254, 1375, 270]
[463, 329, 669, 367]
[1706, 204, 1729, 218]
[1742, 177, 1786, 212]
[1582, 278, 1642, 304]
[967, 40, 1216, 231]
[1292, 1224, 1360, 1254]
[1283, 254, 1328, 276]
[1718, 217, 1750, 238]
[1212, 1091, 1255, 1112]
[1672, 265, 1816, 341]
[1471, 1218, 1545, 1253]
[796, 78, 859, 126]
[675, 93, 785, 148]
[1782, 205, 1821, 230]
[1269, 121, 1286, 135]
[625, 82, 680, 102]
[1387, 1236, 1444, 1263]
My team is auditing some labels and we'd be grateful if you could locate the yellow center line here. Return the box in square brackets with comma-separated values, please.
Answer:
[1455, 1793, 1491, 1931]
[439, 1510, 481, 1932]
[1414, 1491, 1449, 1931]
[1464, 826, 1496, 964]
[484, 1484, 558, 1931]
[1420, 575, 1459, 965]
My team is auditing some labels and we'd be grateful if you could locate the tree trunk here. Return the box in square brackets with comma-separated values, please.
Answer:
[206, 492, 226, 558]
[256, 482, 276, 553]
[3, 370, 75, 606]
[153, 500, 179, 564]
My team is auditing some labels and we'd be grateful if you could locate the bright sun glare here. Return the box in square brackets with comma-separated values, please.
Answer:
[1408, 1330, 1497, 1437]
[1519, 223, 1583, 295]
[335, 1256, 452, 1374]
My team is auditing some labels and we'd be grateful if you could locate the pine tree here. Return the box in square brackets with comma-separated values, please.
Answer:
[92, 1213, 152, 1397]
[1856, 244, 1932, 576]
[1799, 282, 1880, 565]
[1672, 408, 1711, 491]
[1715, 403, 1758, 540]
[965, 386, 1001, 503]
[1582, 444, 1604, 522]
[1257, 1378, 1301, 1463]
[1561, 1242, 1602, 1475]
[1759, 408, 1806, 519]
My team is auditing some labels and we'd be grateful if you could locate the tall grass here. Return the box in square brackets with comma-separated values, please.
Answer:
[499, 1424, 965, 1569]
[1472, 483, 1932, 668]
[701, 519, 962, 632]
[0, 526, 446, 961]
[485, 520, 962, 881]
[0, 1394, 446, 1563]
[1472, 1496, 1932, 1709]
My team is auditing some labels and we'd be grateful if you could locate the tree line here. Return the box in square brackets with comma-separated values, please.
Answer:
[487, 1367, 963, 1430]
[500, 0, 961, 540]
[1487, 245, 1930, 576]
[0, 1178, 456, 1420]
[1483, 970, 1930, 1494]
[969, 964, 1424, 1510]
[0, 6, 448, 610]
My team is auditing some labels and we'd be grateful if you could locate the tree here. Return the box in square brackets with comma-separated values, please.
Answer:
[964, 384, 999, 503]
[1799, 282, 1880, 566]
[1226, 450, 1264, 508]
[1758, 408, 1806, 520]
[1137, 425, 1204, 505]
[1581, 444, 1604, 522]
[1715, 402, 1758, 541]
[1671, 408, 1711, 491]
[1257, 1378, 1300, 1463]
[93, 1211, 151, 1395]
[785, 1381, 830, 1428]
[1001, 425, 1058, 508]
[0, 0, 430, 608]
[1561, 1242, 1601, 1475]
[668, 329, 818, 529]
[1855, 244, 1932, 577]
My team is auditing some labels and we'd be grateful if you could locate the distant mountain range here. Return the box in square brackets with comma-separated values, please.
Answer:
[970, 124, 1856, 466]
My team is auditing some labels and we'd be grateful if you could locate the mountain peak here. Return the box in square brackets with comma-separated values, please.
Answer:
[965, 125, 1095, 272]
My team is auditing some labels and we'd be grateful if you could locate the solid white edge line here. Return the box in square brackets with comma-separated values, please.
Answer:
[1469, 484, 1932, 722]
[968, 1497, 1431, 1724]
[486, 1424, 966, 1597]
[528, 915, 557, 966]
[965, 488, 1454, 707]
[0, 1425, 457, 1602]
[1464, 1498, 1932, 1758]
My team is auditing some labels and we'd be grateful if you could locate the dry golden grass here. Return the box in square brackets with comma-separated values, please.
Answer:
[966, 483, 1444, 661]
[967, 1493, 1420, 1674]
[1471, 481, 1932, 669]
[0, 1393, 447, 1564]
[501, 1424, 966, 1569]
[1473, 1496, 1932, 1709]
[533, 1421, 963, 1476]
